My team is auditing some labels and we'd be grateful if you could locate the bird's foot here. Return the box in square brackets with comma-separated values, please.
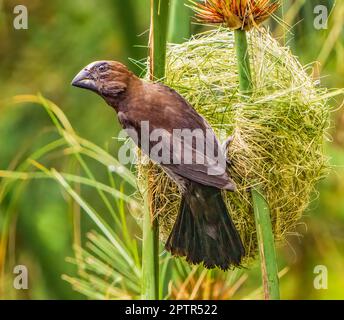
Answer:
[222, 135, 234, 166]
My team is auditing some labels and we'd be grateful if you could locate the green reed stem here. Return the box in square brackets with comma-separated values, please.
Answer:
[149, 0, 170, 80]
[142, 176, 160, 300]
[168, 0, 192, 43]
[252, 189, 280, 299]
[234, 30, 252, 94]
[234, 29, 280, 300]
[142, 0, 170, 300]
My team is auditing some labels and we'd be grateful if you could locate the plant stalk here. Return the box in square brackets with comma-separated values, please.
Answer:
[142, 0, 170, 300]
[168, 0, 192, 43]
[234, 29, 280, 300]
[234, 29, 252, 94]
[142, 175, 160, 299]
[252, 189, 280, 300]
[149, 0, 170, 80]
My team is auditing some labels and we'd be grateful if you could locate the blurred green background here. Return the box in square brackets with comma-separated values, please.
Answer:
[0, 0, 343, 300]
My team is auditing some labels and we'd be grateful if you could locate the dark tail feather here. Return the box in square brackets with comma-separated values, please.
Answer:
[165, 183, 245, 270]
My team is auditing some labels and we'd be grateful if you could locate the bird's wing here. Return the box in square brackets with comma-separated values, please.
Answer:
[127, 83, 235, 191]
[163, 130, 235, 190]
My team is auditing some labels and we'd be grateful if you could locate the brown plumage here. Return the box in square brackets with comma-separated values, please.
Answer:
[72, 60, 245, 269]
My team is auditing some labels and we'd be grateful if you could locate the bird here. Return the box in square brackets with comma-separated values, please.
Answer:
[72, 60, 245, 270]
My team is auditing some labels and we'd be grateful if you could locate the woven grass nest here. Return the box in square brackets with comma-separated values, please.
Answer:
[137, 28, 330, 262]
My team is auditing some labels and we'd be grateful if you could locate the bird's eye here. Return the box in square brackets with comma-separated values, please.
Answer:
[98, 65, 107, 72]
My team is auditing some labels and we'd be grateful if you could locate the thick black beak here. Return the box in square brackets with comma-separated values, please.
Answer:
[71, 69, 97, 92]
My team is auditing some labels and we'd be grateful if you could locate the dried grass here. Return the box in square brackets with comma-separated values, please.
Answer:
[137, 28, 332, 262]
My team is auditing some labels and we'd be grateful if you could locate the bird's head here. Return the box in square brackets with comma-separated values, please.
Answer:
[71, 60, 132, 98]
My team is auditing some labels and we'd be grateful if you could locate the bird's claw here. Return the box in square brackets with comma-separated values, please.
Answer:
[222, 135, 234, 166]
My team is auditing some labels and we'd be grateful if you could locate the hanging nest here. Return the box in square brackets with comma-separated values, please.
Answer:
[137, 28, 331, 263]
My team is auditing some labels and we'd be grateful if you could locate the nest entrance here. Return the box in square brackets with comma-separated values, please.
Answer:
[137, 28, 330, 262]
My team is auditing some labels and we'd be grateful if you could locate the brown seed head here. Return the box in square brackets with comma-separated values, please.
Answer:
[190, 0, 280, 30]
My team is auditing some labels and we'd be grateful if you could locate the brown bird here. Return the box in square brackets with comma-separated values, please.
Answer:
[72, 61, 245, 269]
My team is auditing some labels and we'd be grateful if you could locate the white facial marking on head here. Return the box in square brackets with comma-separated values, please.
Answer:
[84, 61, 107, 71]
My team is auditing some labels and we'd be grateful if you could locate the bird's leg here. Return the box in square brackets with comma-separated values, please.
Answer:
[222, 135, 234, 166]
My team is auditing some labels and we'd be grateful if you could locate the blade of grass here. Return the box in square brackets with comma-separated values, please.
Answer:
[234, 28, 280, 300]
[74, 153, 122, 228]
[11, 95, 136, 187]
[2, 94, 142, 298]
[251, 188, 280, 300]
[317, 2, 344, 70]
[142, 0, 170, 300]
[0, 169, 135, 206]
[0, 138, 67, 285]
[48, 168, 140, 278]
